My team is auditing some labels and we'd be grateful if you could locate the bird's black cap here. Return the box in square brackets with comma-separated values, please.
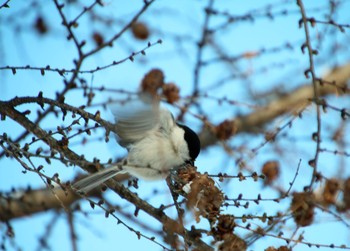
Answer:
[177, 123, 201, 162]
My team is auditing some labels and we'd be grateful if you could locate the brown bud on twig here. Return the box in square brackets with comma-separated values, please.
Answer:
[162, 83, 180, 104]
[140, 69, 164, 96]
[131, 22, 149, 40]
[290, 192, 315, 227]
[261, 161, 280, 185]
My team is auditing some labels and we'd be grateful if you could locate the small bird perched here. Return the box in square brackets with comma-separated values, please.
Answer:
[73, 94, 200, 193]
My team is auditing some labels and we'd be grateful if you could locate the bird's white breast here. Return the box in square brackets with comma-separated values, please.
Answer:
[124, 126, 190, 180]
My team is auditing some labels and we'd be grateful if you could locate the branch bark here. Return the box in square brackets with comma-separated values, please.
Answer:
[199, 63, 350, 148]
[0, 187, 79, 221]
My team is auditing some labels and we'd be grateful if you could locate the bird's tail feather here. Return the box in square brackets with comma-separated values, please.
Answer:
[73, 167, 125, 194]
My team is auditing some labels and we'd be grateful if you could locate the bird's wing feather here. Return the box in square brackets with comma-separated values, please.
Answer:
[109, 94, 160, 147]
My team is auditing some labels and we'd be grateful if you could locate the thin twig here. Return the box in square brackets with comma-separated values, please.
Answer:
[296, 0, 322, 189]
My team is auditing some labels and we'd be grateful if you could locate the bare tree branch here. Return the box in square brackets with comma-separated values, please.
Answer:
[0, 187, 79, 221]
[199, 63, 350, 148]
[0, 102, 213, 251]
[2, 1, 350, 250]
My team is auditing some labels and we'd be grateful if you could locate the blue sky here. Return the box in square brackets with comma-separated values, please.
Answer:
[1, 0, 350, 250]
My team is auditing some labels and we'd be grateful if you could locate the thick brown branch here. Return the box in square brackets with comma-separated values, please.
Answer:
[0, 188, 79, 221]
[199, 63, 350, 148]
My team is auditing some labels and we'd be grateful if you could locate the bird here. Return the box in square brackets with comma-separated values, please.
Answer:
[73, 94, 200, 193]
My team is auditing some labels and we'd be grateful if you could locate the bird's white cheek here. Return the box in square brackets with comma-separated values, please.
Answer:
[170, 127, 190, 161]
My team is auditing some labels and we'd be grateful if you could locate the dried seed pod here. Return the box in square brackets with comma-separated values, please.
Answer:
[162, 83, 180, 104]
[92, 32, 104, 46]
[218, 234, 247, 251]
[186, 173, 224, 223]
[290, 192, 315, 227]
[131, 22, 149, 40]
[322, 178, 339, 206]
[261, 161, 280, 184]
[211, 214, 236, 240]
[215, 120, 236, 140]
[140, 69, 164, 96]
[34, 16, 48, 34]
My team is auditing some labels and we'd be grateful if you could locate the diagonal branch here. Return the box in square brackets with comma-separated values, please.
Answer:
[0, 188, 80, 221]
[199, 63, 350, 148]
[0, 103, 213, 251]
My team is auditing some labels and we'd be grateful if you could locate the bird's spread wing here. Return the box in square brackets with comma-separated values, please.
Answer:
[109, 94, 160, 147]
